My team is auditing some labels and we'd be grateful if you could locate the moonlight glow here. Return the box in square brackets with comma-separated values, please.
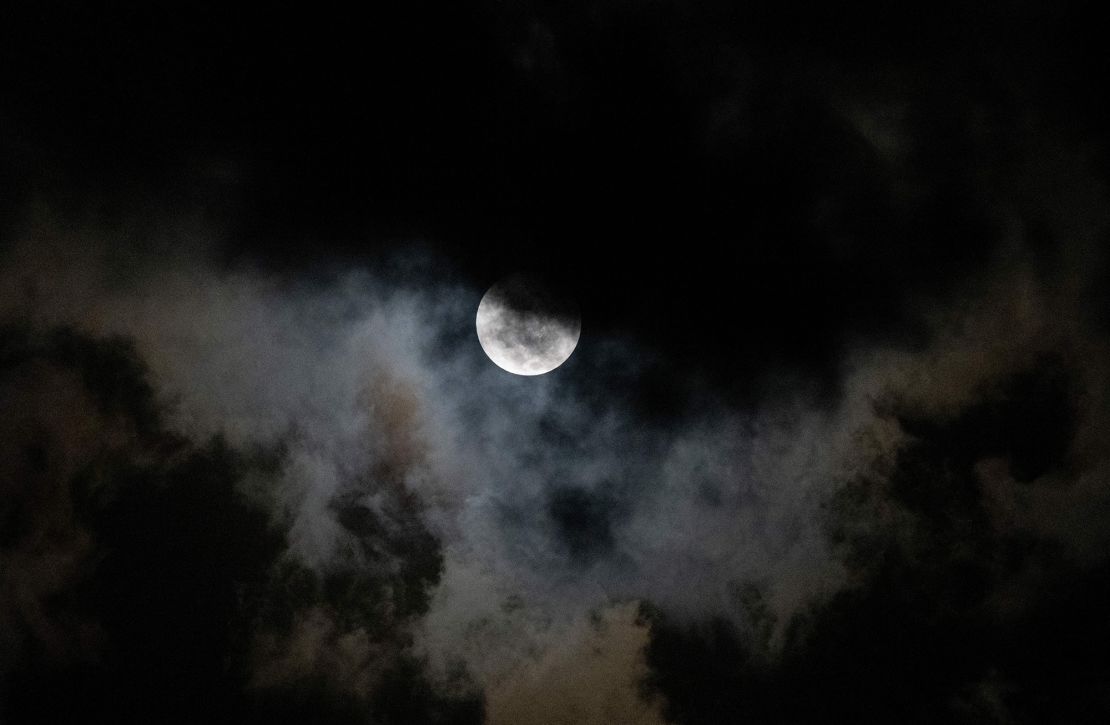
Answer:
[475, 275, 581, 375]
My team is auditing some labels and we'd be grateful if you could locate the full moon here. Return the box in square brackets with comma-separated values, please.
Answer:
[475, 274, 581, 375]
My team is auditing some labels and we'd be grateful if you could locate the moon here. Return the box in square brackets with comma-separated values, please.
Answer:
[475, 274, 581, 376]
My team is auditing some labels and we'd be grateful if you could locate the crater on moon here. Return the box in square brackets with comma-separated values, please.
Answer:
[475, 274, 581, 376]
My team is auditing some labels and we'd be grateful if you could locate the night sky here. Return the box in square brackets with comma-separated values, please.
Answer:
[3, 2, 1110, 724]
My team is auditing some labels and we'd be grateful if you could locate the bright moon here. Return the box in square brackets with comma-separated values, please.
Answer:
[475, 275, 581, 376]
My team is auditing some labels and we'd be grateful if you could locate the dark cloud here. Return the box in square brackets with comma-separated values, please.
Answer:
[546, 483, 622, 565]
[7, 209, 1109, 722]
[0, 326, 481, 724]
[642, 348, 1110, 725]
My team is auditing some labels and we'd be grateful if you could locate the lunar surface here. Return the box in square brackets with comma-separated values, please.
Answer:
[475, 275, 581, 375]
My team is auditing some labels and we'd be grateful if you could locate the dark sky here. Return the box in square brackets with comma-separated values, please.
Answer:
[3, 2, 1110, 724]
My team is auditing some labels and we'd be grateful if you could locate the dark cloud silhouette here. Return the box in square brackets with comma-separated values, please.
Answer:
[642, 352, 1110, 725]
[0, 326, 482, 724]
[546, 484, 621, 565]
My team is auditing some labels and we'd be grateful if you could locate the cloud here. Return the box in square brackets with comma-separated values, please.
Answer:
[0, 212, 864, 720]
[0, 308, 479, 723]
[4, 132, 1110, 723]
[0, 327, 164, 677]
[484, 601, 666, 725]
[636, 225, 1110, 723]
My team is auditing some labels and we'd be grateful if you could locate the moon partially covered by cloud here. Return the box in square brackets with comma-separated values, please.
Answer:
[475, 275, 581, 376]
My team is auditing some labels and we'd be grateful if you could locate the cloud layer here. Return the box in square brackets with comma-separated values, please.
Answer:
[3, 159, 1110, 723]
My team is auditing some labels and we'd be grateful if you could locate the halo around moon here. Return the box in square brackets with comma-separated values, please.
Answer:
[475, 274, 581, 376]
